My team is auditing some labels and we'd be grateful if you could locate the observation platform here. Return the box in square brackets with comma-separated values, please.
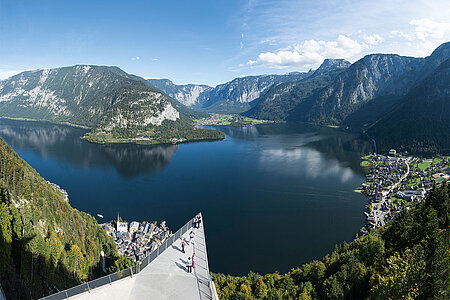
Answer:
[45, 214, 217, 300]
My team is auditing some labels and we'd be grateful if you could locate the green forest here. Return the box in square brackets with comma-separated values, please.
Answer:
[212, 184, 450, 299]
[0, 137, 134, 299]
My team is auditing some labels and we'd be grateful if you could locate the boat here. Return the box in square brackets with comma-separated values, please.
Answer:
[97, 214, 104, 218]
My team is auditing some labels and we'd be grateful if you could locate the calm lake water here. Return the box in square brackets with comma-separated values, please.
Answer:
[0, 118, 372, 275]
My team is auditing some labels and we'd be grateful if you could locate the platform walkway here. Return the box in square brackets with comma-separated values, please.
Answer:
[70, 217, 215, 300]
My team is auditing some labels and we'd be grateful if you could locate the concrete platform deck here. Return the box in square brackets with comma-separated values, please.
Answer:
[71, 220, 213, 300]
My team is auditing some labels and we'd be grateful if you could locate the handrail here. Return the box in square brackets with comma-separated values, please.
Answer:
[40, 215, 196, 300]
[199, 213, 219, 300]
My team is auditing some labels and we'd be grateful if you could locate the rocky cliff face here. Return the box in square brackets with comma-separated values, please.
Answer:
[200, 72, 311, 113]
[148, 72, 311, 113]
[0, 65, 148, 126]
[367, 57, 450, 154]
[297, 54, 425, 125]
[95, 85, 180, 131]
[245, 59, 350, 120]
[146, 79, 213, 107]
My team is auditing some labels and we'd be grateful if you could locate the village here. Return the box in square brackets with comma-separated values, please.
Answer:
[359, 150, 450, 233]
[99, 215, 171, 262]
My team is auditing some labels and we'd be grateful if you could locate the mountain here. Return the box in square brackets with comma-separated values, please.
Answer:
[245, 59, 350, 120]
[367, 57, 450, 155]
[0, 137, 134, 299]
[288, 54, 425, 125]
[0, 65, 224, 144]
[288, 42, 450, 129]
[309, 58, 351, 77]
[146, 78, 213, 107]
[149, 72, 312, 114]
[200, 72, 311, 113]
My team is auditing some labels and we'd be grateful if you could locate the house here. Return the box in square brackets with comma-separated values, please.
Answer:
[129, 221, 140, 233]
[117, 222, 128, 233]
[143, 223, 150, 234]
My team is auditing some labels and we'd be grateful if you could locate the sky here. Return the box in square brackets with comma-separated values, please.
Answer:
[0, 0, 449, 86]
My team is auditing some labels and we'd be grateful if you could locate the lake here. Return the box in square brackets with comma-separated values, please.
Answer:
[0, 118, 372, 275]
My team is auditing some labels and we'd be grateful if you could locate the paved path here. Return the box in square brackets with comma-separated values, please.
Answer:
[72, 219, 213, 300]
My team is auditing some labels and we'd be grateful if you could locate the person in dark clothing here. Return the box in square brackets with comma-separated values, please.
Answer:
[181, 239, 186, 253]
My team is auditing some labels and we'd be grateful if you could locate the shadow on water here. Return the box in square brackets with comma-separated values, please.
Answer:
[0, 119, 179, 177]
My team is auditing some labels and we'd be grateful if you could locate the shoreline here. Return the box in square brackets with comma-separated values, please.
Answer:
[1, 116, 225, 146]
[357, 153, 449, 234]
[0, 116, 90, 129]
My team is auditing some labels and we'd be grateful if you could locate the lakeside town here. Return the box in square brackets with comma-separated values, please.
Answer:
[359, 150, 450, 233]
[99, 215, 171, 262]
[194, 113, 275, 126]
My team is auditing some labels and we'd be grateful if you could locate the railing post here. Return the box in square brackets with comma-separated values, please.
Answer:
[130, 266, 133, 278]
[86, 282, 90, 293]
[65, 290, 69, 300]
[108, 275, 112, 285]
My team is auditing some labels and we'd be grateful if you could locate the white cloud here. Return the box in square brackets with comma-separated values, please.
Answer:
[388, 18, 450, 56]
[410, 18, 450, 41]
[152, 58, 159, 61]
[131, 56, 140, 61]
[248, 35, 364, 68]
[389, 30, 414, 41]
[363, 34, 384, 46]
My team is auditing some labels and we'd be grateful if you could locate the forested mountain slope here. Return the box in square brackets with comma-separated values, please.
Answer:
[367, 58, 450, 155]
[245, 59, 350, 121]
[0, 137, 134, 299]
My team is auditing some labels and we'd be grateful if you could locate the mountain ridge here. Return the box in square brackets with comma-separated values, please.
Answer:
[0, 65, 224, 144]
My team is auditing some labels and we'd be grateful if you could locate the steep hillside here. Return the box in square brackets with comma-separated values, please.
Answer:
[201, 72, 311, 113]
[147, 78, 213, 107]
[288, 54, 424, 125]
[245, 59, 349, 121]
[0, 65, 224, 144]
[367, 58, 450, 155]
[0, 137, 134, 299]
[84, 83, 224, 144]
[0, 65, 141, 127]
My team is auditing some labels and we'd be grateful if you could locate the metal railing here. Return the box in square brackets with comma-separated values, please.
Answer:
[40, 215, 196, 300]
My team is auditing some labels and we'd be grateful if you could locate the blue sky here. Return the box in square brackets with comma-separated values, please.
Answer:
[1, 0, 449, 86]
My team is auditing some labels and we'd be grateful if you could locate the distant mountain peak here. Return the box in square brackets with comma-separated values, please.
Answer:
[318, 59, 351, 71]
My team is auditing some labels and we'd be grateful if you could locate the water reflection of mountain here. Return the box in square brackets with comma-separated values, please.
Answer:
[0, 119, 178, 177]
[99, 144, 178, 176]
[218, 124, 372, 174]
[304, 128, 373, 176]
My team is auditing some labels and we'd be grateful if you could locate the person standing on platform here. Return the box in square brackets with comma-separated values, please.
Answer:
[186, 257, 192, 273]
[181, 239, 186, 253]
[189, 230, 195, 245]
